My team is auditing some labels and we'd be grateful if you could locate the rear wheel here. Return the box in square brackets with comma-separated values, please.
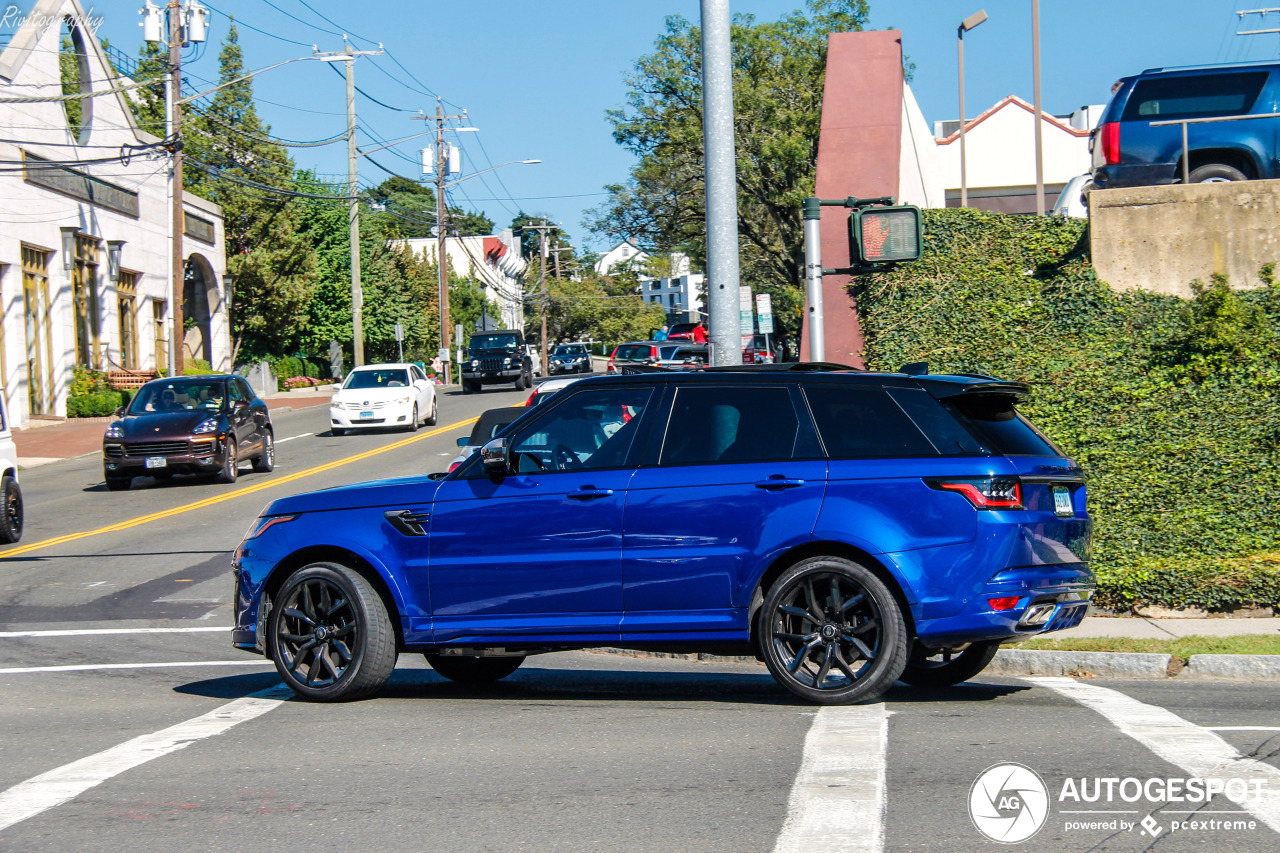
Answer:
[898, 641, 1001, 688]
[268, 563, 397, 701]
[760, 556, 907, 704]
[252, 431, 275, 472]
[425, 654, 525, 683]
[1188, 163, 1247, 183]
[0, 475, 22, 543]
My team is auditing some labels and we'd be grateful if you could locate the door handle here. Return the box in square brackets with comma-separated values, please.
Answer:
[569, 487, 615, 500]
[755, 476, 805, 490]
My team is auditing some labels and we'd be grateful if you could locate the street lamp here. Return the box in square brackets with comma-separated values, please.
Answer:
[957, 9, 987, 210]
[107, 240, 125, 282]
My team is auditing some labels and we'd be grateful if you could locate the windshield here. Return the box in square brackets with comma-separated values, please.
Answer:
[343, 369, 410, 390]
[554, 345, 587, 356]
[128, 380, 227, 414]
[470, 334, 520, 350]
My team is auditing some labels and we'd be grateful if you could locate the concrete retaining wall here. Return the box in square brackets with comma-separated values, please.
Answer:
[1089, 179, 1280, 298]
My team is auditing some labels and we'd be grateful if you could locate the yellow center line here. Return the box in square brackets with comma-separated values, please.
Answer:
[0, 416, 480, 560]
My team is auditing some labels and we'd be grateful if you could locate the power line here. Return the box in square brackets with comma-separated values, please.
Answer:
[324, 62, 413, 112]
[202, 0, 315, 48]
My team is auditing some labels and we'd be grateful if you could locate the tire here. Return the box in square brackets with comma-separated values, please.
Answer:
[425, 654, 525, 683]
[406, 404, 419, 432]
[252, 431, 275, 473]
[513, 371, 526, 392]
[759, 556, 908, 705]
[217, 439, 238, 484]
[268, 563, 398, 701]
[105, 475, 131, 491]
[461, 381, 472, 395]
[0, 475, 22, 543]
[331, 427, 346, 437]
[1188, 163, 1247, 183]
[424, 396, 437, 426]
[898, 641, 1001, 688]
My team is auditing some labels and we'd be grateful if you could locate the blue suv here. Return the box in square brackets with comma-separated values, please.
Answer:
[232, 366, 1093, 704]
[1093, 61, 1280, 188]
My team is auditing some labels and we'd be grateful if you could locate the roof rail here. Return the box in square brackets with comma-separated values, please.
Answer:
[1141, 59, 1280, 74]
[703, 362, 860, 373]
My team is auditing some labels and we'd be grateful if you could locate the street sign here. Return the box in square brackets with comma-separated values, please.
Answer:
[756, 293, 774, 334]
[739, 285, 754, 335]
[438, 348, 450, 362]
[394, 323, 405, 342]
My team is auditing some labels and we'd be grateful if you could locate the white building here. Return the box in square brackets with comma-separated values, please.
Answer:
[401, 229, 527, 331]
[592, 239, 645, 276]
[932, 95, 1100, 213]
[596, 241, 706, 324]
[0, 0, 228, 428]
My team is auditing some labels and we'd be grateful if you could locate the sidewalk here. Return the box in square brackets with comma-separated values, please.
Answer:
[12, 391, 333, 469]
[1059, 615, 1279, 639]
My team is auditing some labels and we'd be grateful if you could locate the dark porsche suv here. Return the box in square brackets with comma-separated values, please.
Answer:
[103, 375, 274, 490]
[232, 364, 1093, 705]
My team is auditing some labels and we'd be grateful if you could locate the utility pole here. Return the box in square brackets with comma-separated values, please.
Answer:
[519, 221, 557, 372]
[316, 41, 382, 368]
[143, 1, 207, 376]
[1032, 0, 1045, 215]
[413, 99, 472, 384]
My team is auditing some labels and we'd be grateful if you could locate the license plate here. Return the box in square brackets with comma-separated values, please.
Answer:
[359, 411, 374, 419]
[145, 456, 167, 469]
[1052, 485, 1073, 517]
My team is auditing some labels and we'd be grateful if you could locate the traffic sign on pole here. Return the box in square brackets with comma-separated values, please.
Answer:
[756, 293, 774, 334]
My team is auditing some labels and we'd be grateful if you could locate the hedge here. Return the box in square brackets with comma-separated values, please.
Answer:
[851, 208, 1280, 612]
[67, 391, 123, 417]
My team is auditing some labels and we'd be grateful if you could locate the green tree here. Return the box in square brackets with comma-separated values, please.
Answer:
[121, 39, 167, 137]
[183, 22, 318, 361]
[586, 0, 869, 351]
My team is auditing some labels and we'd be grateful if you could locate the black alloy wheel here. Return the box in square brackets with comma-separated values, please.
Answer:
[425, 654, 525, 683]
[898, 641, 1001, 688]
[105, 474, 131, 491]
[268, 563, 397, 701]
[218, 438, 238, 484]
[760, 556, 908, 704]
[0, 474, 22, 543]
[252, 431, 275, 473]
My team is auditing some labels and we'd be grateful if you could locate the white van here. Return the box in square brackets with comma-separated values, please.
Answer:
[0, 390, 21, 543]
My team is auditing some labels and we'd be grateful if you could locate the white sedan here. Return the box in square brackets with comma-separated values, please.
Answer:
[329, 363, 437, 435]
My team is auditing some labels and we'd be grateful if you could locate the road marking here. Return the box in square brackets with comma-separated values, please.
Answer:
[1029, 678, 1280, 833]
[0, 660, 274, 675]
[0, 626, 229, 639]
[0, 684, 290, 832]
[0, 416, 478, 560]
[773, 704, 890, 853]
[1210, 727, 1280, 733]
[275, 433, 314, 444]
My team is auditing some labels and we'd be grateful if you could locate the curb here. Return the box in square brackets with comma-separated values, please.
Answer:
[590, 648, 1280, 682]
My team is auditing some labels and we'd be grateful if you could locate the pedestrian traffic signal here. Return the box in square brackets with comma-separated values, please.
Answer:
[850, 204, 922, 264]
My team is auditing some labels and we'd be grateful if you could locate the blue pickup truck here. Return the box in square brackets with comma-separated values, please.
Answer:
[1092, 61, 1280, 188]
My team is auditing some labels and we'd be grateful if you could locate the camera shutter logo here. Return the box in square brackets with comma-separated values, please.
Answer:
[969, 763, 1050, 843]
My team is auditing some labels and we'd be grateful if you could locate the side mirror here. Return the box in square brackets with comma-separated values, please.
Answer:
[456, 436, 469, 448]
[480, 437, 509, 475]
[114, 406, 125, 418]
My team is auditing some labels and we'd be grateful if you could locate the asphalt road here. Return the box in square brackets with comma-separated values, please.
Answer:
[1, 383, 1278, 852]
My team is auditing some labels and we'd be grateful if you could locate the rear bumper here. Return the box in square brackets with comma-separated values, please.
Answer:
[913, 563, 1095, 647]
[1092, 163, 1177, 189]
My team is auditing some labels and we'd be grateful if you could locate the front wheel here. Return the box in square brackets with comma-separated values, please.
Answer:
[1188, 163, 1247, 183]
[0, 475, 22, 543]
[898, 641, 1001, 688]
[268, 563, 398, 701]
[760, 556, 907, 704]
[424, 396, 437, 426]
[105, 475, 131, 491]
[407, 404, 419, 432]
[513, 371, 526, 392]
[217, 439, 238, 484]
[425, 654, 524, 683]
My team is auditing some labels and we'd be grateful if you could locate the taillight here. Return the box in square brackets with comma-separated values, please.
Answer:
[525, 390, 537, 406]
[447, 460, 461, 472]
[926, 477, 1023, 510]
[1100, 121, 1120, 165]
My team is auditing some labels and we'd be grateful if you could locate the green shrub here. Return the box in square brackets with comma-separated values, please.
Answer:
[852, 208, 1280, 611]
[67, 390, 123, 418]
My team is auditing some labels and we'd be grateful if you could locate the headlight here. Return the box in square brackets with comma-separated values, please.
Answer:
[331, 399, 345, 410]
[503, 357, 512, 366]
[241, 513, 298, 543]
[192, 417, 219, 435]
[105, 422, 124, 438]
[394, 396, 411, 405]
[470, 359, 479, 368]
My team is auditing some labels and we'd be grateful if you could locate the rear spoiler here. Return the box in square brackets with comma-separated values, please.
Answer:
[928, 380, 1032, 399]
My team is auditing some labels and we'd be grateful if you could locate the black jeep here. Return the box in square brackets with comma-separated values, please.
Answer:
[461, 330, 534, 393]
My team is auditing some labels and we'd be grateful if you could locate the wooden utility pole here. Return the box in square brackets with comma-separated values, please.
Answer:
[167, 0, 184, 376]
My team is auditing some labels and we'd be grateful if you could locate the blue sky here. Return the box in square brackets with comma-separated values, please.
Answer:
[80, 1, 1280, 252]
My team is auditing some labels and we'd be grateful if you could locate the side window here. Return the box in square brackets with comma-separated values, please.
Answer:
[229, 381, 246, 403]
[411, 366, 425, 383]
[1122, 72, 1268, 122]
[804, 386, 938, 459]
[235, 379, 254, 401]
[507, 388, 653, 473]
[661, 386, 804, 466]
